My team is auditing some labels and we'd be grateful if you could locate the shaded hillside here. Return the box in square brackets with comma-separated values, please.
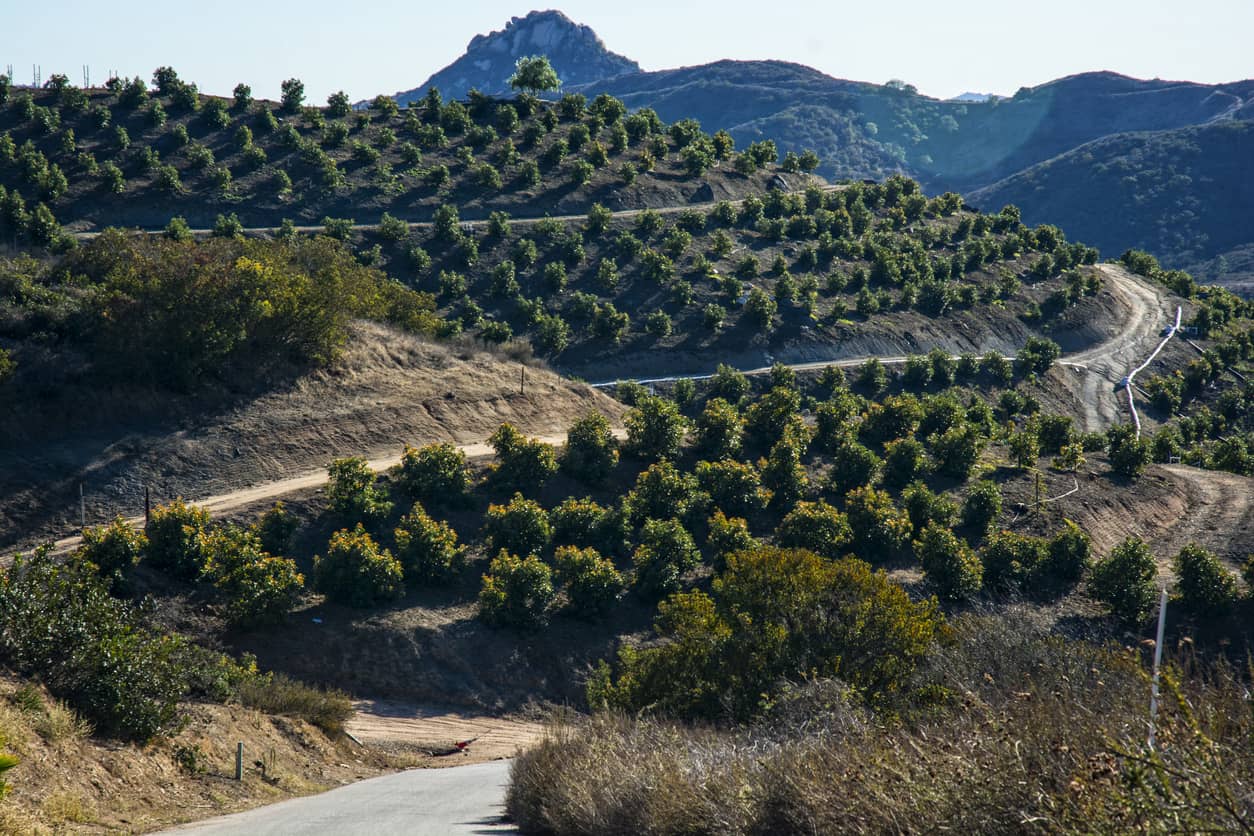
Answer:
[393, 10, 640, 106]
[569, 65, 1254, 192]
[969, 120, 1254, 280]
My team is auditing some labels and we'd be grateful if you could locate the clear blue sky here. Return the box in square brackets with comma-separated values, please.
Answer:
[2, 1, 1250, 102]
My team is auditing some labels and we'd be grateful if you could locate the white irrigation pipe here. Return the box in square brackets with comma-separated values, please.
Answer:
[589, 353, 1025, 389]
[1043, 475, 1080, 503]
[1124, 306, 1182, 438]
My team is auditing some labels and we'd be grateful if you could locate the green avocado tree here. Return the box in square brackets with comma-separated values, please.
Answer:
[509, 56, 561, 96]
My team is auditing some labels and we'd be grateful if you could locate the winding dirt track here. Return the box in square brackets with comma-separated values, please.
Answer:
[1156, 465, 1254, 574]
[20, 266, 1169, 559]
[1061, 264, 1168, 431]
[71, 182, 841, 240]
[32, 430, 626, 558]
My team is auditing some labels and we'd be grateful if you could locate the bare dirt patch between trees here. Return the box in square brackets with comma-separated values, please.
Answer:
[346, 700, 543, 764]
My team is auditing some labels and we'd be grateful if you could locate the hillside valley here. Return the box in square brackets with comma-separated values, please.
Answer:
[0, 31, 1253, 836]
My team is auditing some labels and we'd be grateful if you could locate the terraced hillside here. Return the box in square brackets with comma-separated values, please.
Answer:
[0, 70, 790, 237]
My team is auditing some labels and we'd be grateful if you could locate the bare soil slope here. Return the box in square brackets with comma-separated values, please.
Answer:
[0, 676, 404, 836]
[0, 323, 625, 550]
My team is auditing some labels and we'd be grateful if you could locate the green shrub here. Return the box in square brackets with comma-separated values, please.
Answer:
[250, 502, 297, 556]
[326, 457, 393, 522]
[708, 363, 750, 403]
[901, 481, 957, 533]
[561, 413, 620, 484]
[77, 516, 146, 585]
[483, 494, 551, 558]
[828, 436, 882, 496]
[917, 523, 983, 601]
[490, 423, 558, 490]
[960, 481, 1002, 537]
[592, 548, 944, 721]
[775, 501, 852, 560]
[554, 546, 624, 618]
[145, 500, 210, 579]
[393, 503, 465, 585]
[1038, 520, 1091, 590]
[0, 548, 187, 740]
[479, 551, 555, 630]
[1106, 423, 1152, 478]
[1172, 544, 1238, 615]
[706, 510, 757, 569]
[200, 526, 304, 628]
[696, 459, 768, 518]
[550, 498, 621, 555]
[632, 518, 700, 597]
[979, 531, 1046, 594]
[745, 386, 802, 449]
[761, 428, 809, 510]
[930, 425, 984, 480]
[625, 396, 687, 462]
[845, 487, 912, 562]
[882, 437, 929, 487]
[694, 397, 743, 460]
[314, 525, 404, 607]
[623, 461, 702, 526]
[1089, 537, 1157, 626]
[394, 442, 469, 506]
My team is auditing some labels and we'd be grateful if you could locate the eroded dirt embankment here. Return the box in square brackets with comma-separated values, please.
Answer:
[0, 323, 625, 550]
[1005, 461, 1253, 579]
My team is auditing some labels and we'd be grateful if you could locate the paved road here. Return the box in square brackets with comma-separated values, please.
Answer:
[156, 759, 516, 836]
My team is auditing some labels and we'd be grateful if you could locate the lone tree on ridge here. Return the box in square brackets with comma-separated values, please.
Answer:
[509, 55, 561, 96]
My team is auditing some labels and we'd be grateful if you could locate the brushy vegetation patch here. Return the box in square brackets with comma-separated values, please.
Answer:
[233, 673, 352, 736]
[0, 546, 349, 743]
[508, 610, 1254, 834]
[0, 232, 441, 390]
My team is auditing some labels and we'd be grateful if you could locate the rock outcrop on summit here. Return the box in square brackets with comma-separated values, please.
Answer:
[391, 9, 640, 105]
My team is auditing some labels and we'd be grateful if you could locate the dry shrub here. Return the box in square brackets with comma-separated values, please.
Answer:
[0, 701, 30, 753]
[32, 699, 91, 744]
[41, 791, 95, 824]
[0, 806, 46, 836]
[508, 608, 1254, 834]
[234, 673, 352, 735]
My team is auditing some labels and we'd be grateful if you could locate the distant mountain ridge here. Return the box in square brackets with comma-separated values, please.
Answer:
[391, 10, 640, 106]
[383, 11, 1254, 290]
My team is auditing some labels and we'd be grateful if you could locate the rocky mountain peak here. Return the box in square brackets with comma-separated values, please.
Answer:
[393, 9, 642, 106]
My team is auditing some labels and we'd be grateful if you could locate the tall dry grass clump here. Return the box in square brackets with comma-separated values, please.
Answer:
[508, 609, 1254, 834]
[234, 673, 352, 735]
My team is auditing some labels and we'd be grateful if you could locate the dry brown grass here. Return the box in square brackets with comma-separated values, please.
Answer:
[234, 672, 353, 735]
[507, 609, 1254, 834]
[40, 791, 95, 824]
[31, 699, 91, 745]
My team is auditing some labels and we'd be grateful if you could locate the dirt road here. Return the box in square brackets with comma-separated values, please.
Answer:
[30, 429, 626, 558]
[1064, 264, 1169, 431]
[1157, 464, 1254, 574]
[346, 700, 544, 762]
[21, 267, 1169, 558]
[72, 183, 840, 240]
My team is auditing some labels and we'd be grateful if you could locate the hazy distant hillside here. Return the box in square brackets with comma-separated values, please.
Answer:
[571, 65, 1254, 193]
[970, 119, 1254, 286]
